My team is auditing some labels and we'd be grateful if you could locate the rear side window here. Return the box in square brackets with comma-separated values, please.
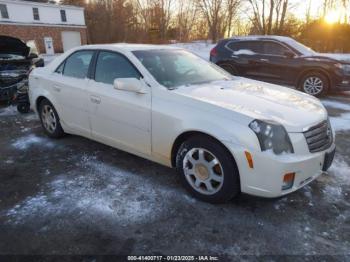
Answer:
[94, 51, 141, 85]
[63, 51, 94, 79]
[263, 42, 289, 56]
[227, 41, 263, 55]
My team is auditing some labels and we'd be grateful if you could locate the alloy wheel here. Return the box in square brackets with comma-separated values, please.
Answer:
[303, 76, 324, 95]
[183, 148, 224, 195]
[41, 105, 57, 133]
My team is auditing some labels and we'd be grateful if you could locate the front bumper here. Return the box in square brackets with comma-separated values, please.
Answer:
[334, 76, 350, 91]
[0, 80, 29, 105]
[225, 139, 336, 198]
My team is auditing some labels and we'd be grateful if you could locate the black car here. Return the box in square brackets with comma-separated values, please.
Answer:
[210, 35, 350, 97]
[0, 35, 44, 113]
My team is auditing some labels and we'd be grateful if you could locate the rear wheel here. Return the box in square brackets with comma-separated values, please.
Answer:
[39, 99, 65, 138]
[176, 135, 240, 203]
[299, 72, 329, 97]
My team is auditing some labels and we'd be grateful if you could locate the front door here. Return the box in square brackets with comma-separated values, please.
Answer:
[87, 51, 152, 155]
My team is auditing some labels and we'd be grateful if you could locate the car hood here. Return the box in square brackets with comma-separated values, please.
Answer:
[0, 35, 30, 57]
[173, 78, 327, 133]
[303, 53, 350, 64]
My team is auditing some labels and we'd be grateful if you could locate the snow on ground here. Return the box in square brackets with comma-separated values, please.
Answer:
[5, 154, 191, 226]
[0, 106, 18, 116]
[171, 41, 215, 60]
[41, 54, 60, 65]
[321, 99, 350, 131]
[11, 134, 54, 150]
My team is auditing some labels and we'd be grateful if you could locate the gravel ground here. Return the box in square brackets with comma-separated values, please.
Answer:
[0, 94, 349, 259]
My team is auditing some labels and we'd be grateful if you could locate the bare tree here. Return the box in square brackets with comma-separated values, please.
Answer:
[247, 0, 290, 35]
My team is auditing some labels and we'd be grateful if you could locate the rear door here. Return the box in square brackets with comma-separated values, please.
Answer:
[226, 41, 265, 79]
[50, 50, 94, 136]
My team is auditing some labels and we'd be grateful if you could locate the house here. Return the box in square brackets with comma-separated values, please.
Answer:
[0, 0, 87, 54]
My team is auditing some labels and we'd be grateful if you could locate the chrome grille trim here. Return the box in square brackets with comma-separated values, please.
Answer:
[303, 120, 332, 153]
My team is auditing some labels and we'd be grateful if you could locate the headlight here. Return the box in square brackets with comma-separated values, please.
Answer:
[335, 63, 350, 74]
[249, 119, 294, 155]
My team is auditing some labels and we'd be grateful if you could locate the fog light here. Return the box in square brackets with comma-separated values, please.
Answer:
[282, 172, 295, 190]
[244, 151, 254, 169]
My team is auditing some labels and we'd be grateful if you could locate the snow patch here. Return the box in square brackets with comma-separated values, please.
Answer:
[12, 134, 54, 150]
[330, 113, 350, 131]
[233, 49, 256, 56]
[171, 42, 214, 60]
[322, 100, 350, 111]
[0, 106, 18, 116]
[328, 157, 350, 184]
[5, 156, 183, 225]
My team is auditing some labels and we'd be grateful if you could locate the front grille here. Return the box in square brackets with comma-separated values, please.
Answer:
[303, 120, 333, 153]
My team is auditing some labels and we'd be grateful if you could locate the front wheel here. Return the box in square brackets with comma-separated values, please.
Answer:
[299, 72, 329, 97]
[39, 99, 65, 138]
[17, 103, 30, 114]
[176, 135, 240, 203]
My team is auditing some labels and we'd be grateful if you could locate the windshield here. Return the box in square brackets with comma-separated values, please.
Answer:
[285, 39, 316, 56]
[133, 49, 232, 88]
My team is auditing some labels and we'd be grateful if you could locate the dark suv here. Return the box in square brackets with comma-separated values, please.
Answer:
[210, 35, 350, 97]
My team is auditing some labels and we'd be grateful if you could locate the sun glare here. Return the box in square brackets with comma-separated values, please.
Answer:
[325, 10, 340, 24]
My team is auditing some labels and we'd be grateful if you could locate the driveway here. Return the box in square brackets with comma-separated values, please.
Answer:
[0, 95, 349, 258]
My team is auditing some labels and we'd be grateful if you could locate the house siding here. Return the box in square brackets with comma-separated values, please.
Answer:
[0, 23, 87, 53]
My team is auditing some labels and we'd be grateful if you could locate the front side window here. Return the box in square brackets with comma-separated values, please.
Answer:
[133, 49, 231, 88]
[60, 10, 67, 22]
[95, 51, 141, 85]
[62, 50, 94, 79]
[0, 4, 9, 19]
[33, 7, 39, 21]
[263, 42, 289, 56]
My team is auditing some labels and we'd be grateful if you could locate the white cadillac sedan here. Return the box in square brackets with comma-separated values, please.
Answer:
[29, 44, 336, 203]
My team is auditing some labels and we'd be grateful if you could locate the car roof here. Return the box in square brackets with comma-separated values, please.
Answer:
[228, 35, 293, 42]
[74, 43, 179, 52]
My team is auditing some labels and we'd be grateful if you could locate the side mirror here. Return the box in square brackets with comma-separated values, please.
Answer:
[284, 51, 295, 58]
[28, 53, 38, 59]
[113, 78, 147, 94]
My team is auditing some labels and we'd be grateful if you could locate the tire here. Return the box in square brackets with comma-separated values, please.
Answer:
[219, 63, 238, 76]
[38, 99, 65, 138]
[176, 135, 240, 203]
[17, 103, 30, 114]
[299, 72, 329, 97]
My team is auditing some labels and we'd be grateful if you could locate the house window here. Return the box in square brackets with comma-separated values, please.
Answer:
[33, 7, 40, 21]
[60, 10, 67, 22]
[0, 4, 9, 19]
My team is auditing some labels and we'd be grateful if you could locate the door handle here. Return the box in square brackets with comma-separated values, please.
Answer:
[53, 85, 61, 92]
[259, 58, 269, 63]
[90, 95, 101, 104]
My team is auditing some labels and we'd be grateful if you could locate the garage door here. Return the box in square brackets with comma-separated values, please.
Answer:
[61, 31, 81, 52]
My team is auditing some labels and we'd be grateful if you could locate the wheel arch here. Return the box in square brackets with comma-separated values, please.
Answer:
[296, 68, 332, 90]
[171, 131, 239, 170]
[35, 96, 48, 112]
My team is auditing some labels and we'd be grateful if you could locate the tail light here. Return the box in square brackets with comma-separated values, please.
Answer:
[210, 47, 218, 57]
